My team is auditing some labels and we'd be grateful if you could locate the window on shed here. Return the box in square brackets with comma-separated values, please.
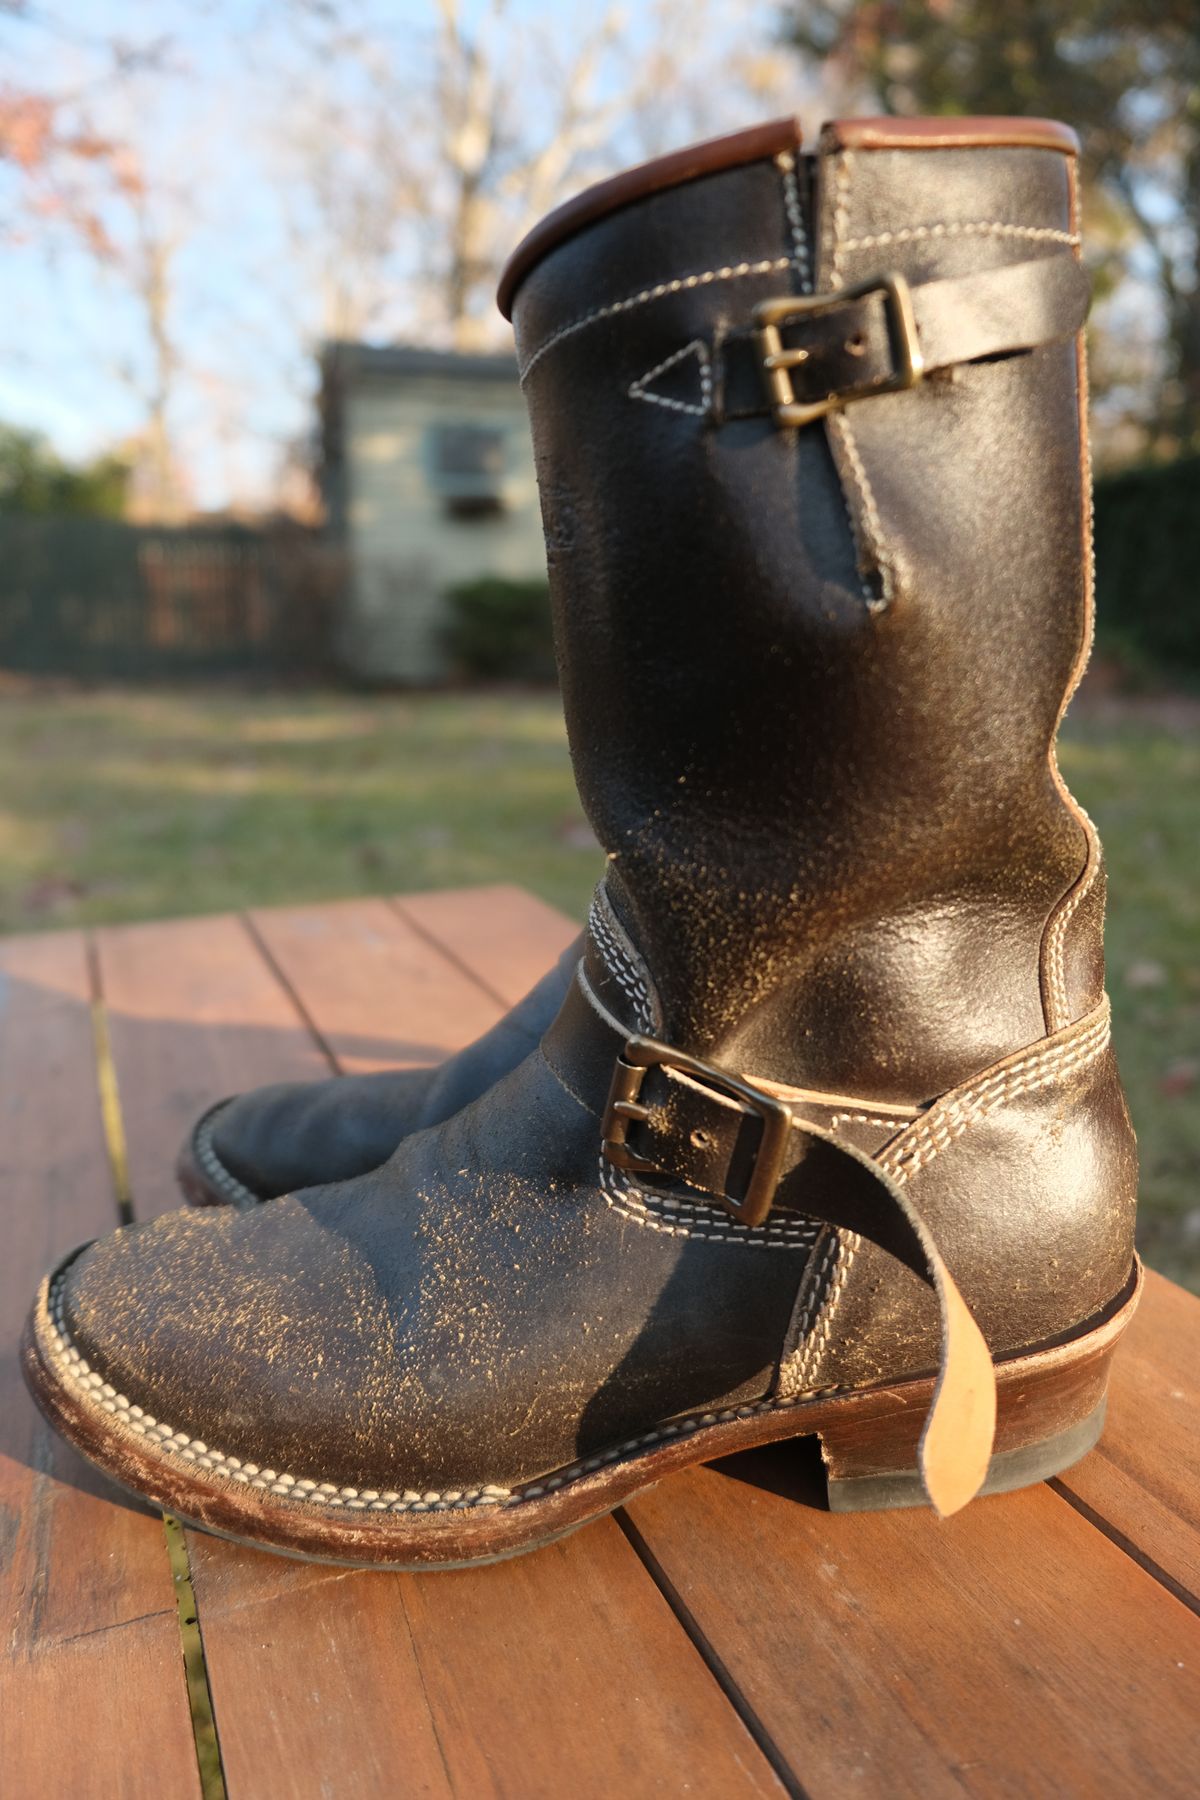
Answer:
[425, 422, 507, 518]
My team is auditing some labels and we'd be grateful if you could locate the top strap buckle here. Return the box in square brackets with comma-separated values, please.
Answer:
[754, 272, 926, 428]
[601, 1034, 793, 1227]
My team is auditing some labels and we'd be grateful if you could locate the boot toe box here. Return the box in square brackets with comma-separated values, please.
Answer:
[43, 1199, 416, 1495]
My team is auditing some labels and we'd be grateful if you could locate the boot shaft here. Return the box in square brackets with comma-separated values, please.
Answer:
[503, 117, 1099, 1101]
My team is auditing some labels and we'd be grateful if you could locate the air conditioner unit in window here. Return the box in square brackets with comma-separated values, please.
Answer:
[425, 423, 508, 517]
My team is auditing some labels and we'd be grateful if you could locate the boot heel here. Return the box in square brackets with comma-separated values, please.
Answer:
[825, 1399, 1106, 1512]
[816, 1274, 1138, 1514]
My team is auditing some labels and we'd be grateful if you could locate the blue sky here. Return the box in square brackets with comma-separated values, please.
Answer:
[1, 1, 819, 510]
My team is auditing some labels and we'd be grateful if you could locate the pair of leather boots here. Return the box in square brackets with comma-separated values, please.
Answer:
[25, 113, 1140, 1569]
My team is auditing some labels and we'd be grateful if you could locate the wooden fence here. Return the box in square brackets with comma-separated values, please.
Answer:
[0, 518, 342, 678]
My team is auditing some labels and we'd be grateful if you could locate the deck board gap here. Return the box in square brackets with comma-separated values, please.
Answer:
[387, 894, 519, 1012]
[1047, 1478, 1200, 1620]
[615, 1509, 806, 1800]
[164, 1516, 229, 1800]
[85, 932, 135, 1227]
[239, 911, 342, 1075]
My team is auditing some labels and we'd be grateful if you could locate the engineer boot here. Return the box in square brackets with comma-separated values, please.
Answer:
[26, 114, 1139, 1568]
[177, 938, 579, 1206]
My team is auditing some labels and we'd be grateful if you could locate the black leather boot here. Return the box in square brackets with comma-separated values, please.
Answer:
[177, 940, 580, 1206]
[26, 115, 1139, 1567]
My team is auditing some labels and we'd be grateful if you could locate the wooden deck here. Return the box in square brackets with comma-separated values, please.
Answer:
[3, 884, 1199, 1797]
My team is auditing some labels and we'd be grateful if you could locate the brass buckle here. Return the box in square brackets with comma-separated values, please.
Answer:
[601, 1035, 793, 1228]
[754, 273, 925, 428]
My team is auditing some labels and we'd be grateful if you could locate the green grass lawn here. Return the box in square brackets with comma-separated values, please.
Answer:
[1, 680, 1196, 1290]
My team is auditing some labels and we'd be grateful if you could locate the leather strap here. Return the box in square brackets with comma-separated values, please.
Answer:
[717, 252, 1090, 422]
[544, 966, 997, 1515]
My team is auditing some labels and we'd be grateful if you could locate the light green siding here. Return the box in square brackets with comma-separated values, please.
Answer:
[338, 370, 545, 682]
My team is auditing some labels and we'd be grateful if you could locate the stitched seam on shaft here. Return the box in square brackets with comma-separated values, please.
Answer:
[881, 1014, 1110, 1180]
[828, 1111, 913, 1133]
[776, 150, 811, 292]
[786, 1010, 1112, 1391]
[193, 1110, 259, 1208]
[1044, 802, 1099, 1031]
[628, 340, 712, 416]
[518, 256, 796, 382]
[825, 152, 890, 610]
[787, 1230, 840, 1351]
[43, 1273, 848, 1510]
[588, 893, 654, 1030]
[588, 899, 818, 1247]
[840, 220, 1079, 253]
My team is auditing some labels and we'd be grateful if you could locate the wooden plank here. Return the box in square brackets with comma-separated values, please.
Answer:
[99, 896, 783, 1798]
[95, 913, 330, 1220]
[625, 1448, 1200, 1798]
[249, 897, 503, 1075]
[189, 1510, 784, 1799]
[0, 932, 200, 1798]
[1054, 1269, 1200, 1608]
[395, 883, 579, 1008]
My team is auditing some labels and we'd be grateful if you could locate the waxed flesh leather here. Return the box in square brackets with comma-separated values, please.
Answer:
[38, 123, 1136, 1504]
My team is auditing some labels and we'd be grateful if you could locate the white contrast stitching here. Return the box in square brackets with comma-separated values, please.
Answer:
[788, 1007, 1112, 1390]
[588, 892, 654, 1030]
[839, 219, 1079, 253]
[588, 890, 818, 1249]
[628, 340, 712, 416]
[45, 1267, 852, 1511]
[45, 1276, 509, 1513]
[825, 152, 891, 611]
[1044, 804, 1099, 1031]
[193, 1109, 259, 1208]
[880, 1011, 1110, 1181]
[775, 151, 811, 293]
[828, 1111, 913, 1133]
[519, 256, 795, 382]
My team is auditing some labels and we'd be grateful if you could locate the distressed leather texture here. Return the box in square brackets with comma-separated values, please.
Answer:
[202, 937, 582, 1200]
[47, 121, 1136, 1498]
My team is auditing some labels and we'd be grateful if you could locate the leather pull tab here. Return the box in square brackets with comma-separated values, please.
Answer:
[783, 1131, 999, 1515]
[919, 1248, 997, 1517]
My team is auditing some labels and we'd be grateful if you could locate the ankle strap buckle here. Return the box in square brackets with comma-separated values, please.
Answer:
[754, 273, 926, 428]
[601, 1035, 793, 1227]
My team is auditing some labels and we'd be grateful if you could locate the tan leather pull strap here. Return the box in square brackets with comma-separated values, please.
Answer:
[783, 1131, 996, 1516]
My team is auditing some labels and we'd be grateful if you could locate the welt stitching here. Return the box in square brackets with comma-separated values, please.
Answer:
[193, 1111, 259, 1208]
[628, 339, 712, 416]
[519, 256, 795, 382]
[44, 1272, 849, 1510]
[839, 220, 1079, 253]
[46, 1276, 511, 1512]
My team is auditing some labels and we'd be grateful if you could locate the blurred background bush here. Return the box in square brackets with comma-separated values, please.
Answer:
[0, 0, 1196, 1285]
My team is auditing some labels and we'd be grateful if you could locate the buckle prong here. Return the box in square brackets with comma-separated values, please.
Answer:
[754, 272, 925, 428]
[601, 1035, 793, 1227]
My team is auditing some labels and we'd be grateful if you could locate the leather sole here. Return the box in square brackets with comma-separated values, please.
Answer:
[22, 1256, 1141, 1570]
